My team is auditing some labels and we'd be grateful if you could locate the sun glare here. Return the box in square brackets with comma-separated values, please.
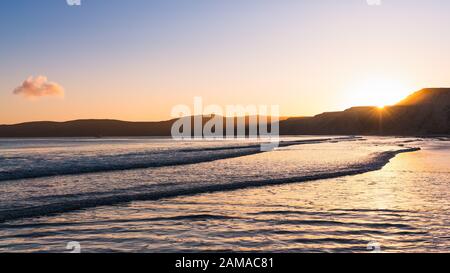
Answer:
[344, 78, 413, 108]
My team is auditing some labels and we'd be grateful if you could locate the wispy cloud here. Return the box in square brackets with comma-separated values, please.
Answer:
[13, 76, 64, 98]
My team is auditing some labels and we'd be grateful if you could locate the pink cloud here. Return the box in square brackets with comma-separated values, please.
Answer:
[13, 76, 64, 98]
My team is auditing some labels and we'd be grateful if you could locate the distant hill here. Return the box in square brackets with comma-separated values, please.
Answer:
[281, 88, 450, 136]
[0, 119, 175, 138]
[0, 88, 449, 137]
[0, 116, 276, 138]
[397, 88, 450, 106]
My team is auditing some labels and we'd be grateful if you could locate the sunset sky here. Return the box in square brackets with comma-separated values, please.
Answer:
[1, 0, 450, 124]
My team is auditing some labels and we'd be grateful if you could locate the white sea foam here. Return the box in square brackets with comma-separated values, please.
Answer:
[0, 137, 419, 223]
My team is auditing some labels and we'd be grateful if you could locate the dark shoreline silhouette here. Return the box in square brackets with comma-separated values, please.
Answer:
[1, 88, 449, 137]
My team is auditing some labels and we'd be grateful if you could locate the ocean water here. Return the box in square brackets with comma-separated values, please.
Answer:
[0, 136, 448, 253]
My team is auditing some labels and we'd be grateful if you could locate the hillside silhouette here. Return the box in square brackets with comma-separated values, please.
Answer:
[0, 88, 449, 137]
[281, 88, 450, 135]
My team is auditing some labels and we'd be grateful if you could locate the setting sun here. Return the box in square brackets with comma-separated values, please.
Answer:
[344, 78, 414, 108]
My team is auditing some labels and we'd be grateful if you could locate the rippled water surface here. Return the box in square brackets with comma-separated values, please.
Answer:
[0, 137, 448, 252]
